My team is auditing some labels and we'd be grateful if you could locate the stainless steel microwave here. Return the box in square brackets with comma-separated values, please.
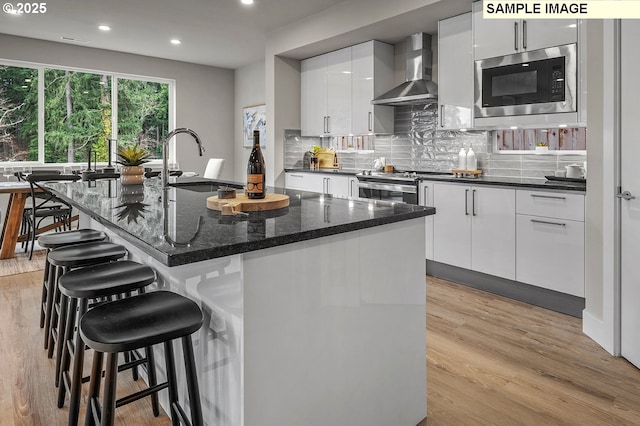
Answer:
[474, 43, 577, 118]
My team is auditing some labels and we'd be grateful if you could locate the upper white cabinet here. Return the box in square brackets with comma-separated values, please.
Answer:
[326, 47, 352, 136]
[301, 54, 329, 136]
[351, 41, 394, 135]
[432, 183, 516, 280]
[437, 12, 473, 130]
[301, 48, 351, 136]
[472, 1, 577, 60]
[301, 41, 394, 137]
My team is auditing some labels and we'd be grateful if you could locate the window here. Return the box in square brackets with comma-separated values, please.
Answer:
[0, 61, 172, 165]
[0, 65, 38, 162]
[494, 127, 587, 152]
[117, 79, 169, 160]
[44, 69, 112, 163]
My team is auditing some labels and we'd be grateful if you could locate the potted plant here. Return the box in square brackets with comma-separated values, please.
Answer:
[116, 145, 151, 185]
[535, 141, 549, 154]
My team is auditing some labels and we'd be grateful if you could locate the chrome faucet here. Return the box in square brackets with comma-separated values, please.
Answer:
[162, 127, 205, 188]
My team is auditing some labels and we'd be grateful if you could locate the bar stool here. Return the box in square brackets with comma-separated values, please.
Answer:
[38, 229, 107, 350]
[56, 260, 158, 426]
[80, 291, 204, 426]
[47, 241, 128, 385]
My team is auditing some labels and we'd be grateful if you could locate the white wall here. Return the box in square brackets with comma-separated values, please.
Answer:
[234, 60, 266, 183]
[0, 33, 235, 179]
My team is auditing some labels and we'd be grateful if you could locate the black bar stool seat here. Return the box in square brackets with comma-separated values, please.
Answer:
[81, 291, 204, 426]
[38, 229, 107, 347]
[46, 241, 127, 387]
[39, 229, 106, 249]
[48, 241, 127, 268]
[57, 261, 158, 426]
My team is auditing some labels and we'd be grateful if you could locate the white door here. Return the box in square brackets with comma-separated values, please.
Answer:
[620, 20, 640, 368]
[471, 186, 516, 280]
[301, 54, 327, 136]
[326, 47, 352, 135]
[523, 19, 577, 52]
[433, 183, 472, 269]
[472, 2, 519, 59]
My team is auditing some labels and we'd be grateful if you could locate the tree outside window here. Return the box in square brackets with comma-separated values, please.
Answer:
[1, 62, 171, 165]
[0, 65, 38, 162]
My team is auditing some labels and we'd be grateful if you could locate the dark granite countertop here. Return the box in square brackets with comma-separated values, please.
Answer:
[47, 177, 433, 267]
[418, 174, 586, 192]
[285, 168, 585, 192]
[285, 168, 359, 176]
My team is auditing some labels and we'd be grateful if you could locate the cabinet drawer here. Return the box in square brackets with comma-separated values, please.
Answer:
[516, 190, 584, 221]
[516, 214, 584, 297]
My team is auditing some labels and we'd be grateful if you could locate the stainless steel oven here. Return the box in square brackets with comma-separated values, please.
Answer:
[475, 43, 576, 118]
[356, 172, 420, 204]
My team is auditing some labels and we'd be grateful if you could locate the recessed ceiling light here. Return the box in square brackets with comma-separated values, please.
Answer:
[170, 39, 181, 45]
[60, 36, 90, 44]
[98, 25, 111, 31]
[510, 126, 518, 130]
[241, 0, 254, 4]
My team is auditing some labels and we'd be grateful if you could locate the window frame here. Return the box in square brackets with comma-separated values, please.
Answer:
[0, 58, 175, 166]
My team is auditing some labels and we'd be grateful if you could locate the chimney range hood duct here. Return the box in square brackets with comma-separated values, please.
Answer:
[372, 33, 438, 106]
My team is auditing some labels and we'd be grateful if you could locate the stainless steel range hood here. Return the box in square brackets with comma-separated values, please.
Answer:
[372, 33, 438, 106]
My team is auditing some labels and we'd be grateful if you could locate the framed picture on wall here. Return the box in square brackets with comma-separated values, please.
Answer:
[243, 104, 266, 148]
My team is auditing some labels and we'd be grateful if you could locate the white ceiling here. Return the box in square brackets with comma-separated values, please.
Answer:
[0, 0, 346, 69]
[0, 0, 473, 69]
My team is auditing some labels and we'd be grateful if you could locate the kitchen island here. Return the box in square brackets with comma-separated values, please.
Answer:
[48, 177, 434, 426]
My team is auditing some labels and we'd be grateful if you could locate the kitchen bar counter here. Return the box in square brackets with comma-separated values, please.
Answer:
[47, 177, 431, 426]
[47, 177, 432, 266]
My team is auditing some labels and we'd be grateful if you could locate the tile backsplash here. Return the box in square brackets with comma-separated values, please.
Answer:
[284, 104, 586, 180]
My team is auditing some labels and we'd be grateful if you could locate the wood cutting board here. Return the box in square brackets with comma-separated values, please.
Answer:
[207, 193, 290, 215]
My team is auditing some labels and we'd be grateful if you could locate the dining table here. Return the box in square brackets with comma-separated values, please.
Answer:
[0, 181, 31, 259]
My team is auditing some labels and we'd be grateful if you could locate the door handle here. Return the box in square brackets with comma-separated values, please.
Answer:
[472, 189, 477, 216]
[465, 189, 469, 215]
[423, 185, 429, 206]
[514, 21, 519, 51]
[531, 219, 566, 227]
[522, 20, 527, 49]
[617, 191, 636, 200]
[323, 116, 328, 133]
[530, 194, 566, 200]
[440, 104, 444, 127]
[368, 111, 373, 132]
[326, 116, 331, 133]
[326, 177, 330, 194]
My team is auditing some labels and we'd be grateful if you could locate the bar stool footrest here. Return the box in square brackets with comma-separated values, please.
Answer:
[116, 382, 168, 409]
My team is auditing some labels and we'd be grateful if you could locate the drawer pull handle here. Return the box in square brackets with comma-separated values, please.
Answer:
[290, 174, 304, 178]
[530, 194, 566, 200]
[530, 219, 566, 227]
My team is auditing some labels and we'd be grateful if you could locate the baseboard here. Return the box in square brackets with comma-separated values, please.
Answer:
[582, 310, 616, 355]
[426, 260, 585, 318]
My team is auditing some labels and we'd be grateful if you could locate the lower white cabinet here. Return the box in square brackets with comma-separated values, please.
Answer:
[432, 183, 516, 280]
[516, 190, 585, 297]
[419, 181, 435, 260]
[285, 172, 352, 197]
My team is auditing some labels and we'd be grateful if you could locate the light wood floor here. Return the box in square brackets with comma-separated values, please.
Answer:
[2, 270, 640, 425]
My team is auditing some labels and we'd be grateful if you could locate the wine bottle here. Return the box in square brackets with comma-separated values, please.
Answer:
[247, 129, 266, 199]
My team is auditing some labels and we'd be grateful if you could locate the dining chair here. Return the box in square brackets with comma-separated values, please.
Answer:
[15, 170, 64, 253]
[25, 174, 80, 260]
[203, 158, 224, 179]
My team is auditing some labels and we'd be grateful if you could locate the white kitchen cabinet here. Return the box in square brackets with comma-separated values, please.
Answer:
[301, 54, 328, 136]
[301, 47, 350, 137]
[285, 172, 351, 197]
[301, 41, 394, 137]
[326, 47, 352, 136]
[437, 13, 473, 130]
[472, 1, 577, 60]
[351, 41, 394, 135]
[432, 183, 516, 280]
[419, 181, 435, 260]
[348, 176, 359, 198]
[516, 190, 585, 297]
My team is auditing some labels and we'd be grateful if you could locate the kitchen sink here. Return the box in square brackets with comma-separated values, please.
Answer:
[169, 180, 243, 193]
